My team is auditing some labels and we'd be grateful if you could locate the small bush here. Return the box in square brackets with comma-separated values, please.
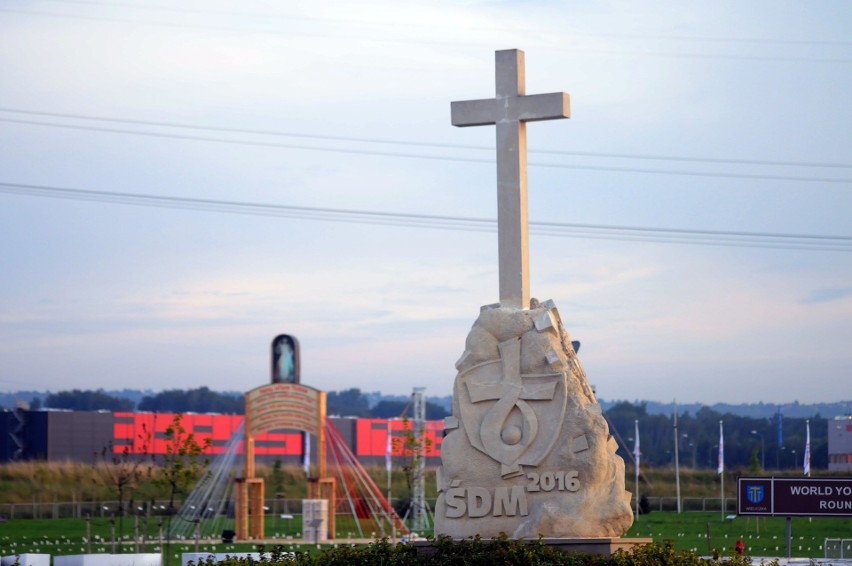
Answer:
[638, 495, 652, 515]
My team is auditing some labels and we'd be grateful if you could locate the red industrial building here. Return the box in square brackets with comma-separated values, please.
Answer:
[0, 409, 444, 466]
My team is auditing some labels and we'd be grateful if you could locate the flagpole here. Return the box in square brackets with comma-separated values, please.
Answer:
[634, 419, 640, 518]
[804, 419, 811, 477]
[777, 406, 783, 471]
[674, 400, 681, 514]
[719, 420, 725, 520]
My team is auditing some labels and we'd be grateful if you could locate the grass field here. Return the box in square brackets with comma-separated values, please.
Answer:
[625, 511, 852, 558]
[1, 465, 850, 561]
[0, 515, 392, 561]
[0, 516, 342, 563]
[2, 511, 851, 560]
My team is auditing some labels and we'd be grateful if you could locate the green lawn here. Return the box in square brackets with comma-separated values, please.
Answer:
[0, 516, 338, 564]
[2, 512, 851, 561]
[625, 511, 852, 558]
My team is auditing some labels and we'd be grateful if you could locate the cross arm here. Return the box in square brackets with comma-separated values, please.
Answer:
[451, 98, 499, 127]
[514, 92, 570, 122]
[451, 92, 570, 128]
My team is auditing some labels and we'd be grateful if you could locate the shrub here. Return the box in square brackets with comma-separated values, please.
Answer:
[638, 495, 652, 515]
[209, 539, 772, 566]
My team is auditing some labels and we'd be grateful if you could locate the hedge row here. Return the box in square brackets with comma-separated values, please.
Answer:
[208, 538, 777, 566]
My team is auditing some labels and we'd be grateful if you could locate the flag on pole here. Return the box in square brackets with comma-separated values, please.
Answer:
[386, 419, 393, 473]
[634, 419, 640, 517]
[633, 420, 640, 473]
[717, 421, 724, 474]
[303, 432, 311, 476]
[804, 420, 811, 476]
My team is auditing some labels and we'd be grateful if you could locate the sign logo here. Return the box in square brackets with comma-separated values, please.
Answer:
[746, 484, 765, 504]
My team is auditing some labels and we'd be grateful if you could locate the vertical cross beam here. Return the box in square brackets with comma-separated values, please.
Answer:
[495, 50, 529, 311]
[451, 49, 570, 309]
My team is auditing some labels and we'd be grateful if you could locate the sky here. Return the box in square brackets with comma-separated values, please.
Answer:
[0, 0, 850, 404]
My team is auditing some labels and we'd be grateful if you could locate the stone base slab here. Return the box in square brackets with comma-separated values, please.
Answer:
[412, 537, 653, 558]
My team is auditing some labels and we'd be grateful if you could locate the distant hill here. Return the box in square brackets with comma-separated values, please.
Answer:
[0, 388, 236, 411]
[418, 395, 851, 420]
[599, 399, 852, 419]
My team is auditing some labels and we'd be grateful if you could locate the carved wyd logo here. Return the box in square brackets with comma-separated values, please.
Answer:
[457, 337, 566, 478]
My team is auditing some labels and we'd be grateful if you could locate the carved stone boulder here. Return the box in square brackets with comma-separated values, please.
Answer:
[434, 299, 633, 539]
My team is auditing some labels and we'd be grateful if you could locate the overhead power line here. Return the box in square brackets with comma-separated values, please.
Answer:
[3, 118, 851, 185]
[36, 0, 852, 47]
[1, 182, 850, 252]
[1, 107, 849, 170]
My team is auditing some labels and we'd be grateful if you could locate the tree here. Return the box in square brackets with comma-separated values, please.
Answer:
[638, 494, 652, 515]
[371, 400, 408, 418]
[326, 388, 371, 417]
[371, 399, 449, 419]
[45, 389, 134, 411]
[603, 401, 829, 471]
[748, 447, 762, 473]
[138, 387, 242, 414]
[155, 414, 212, 514]
[94, 426, 152, 545]
[391, 417, 433, 521]
[424, 401, 449, 420]
[270, 458, 286, 497]
[154, 414, 211, 566]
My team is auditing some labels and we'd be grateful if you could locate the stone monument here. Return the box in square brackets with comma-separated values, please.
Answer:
[434, 49, 634, 540]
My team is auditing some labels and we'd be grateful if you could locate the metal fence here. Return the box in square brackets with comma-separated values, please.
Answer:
[631, 496, 735, 513]
[1, 496, 741, 520]
[0, 498, 310, 520]
[825, 539, 852, 559]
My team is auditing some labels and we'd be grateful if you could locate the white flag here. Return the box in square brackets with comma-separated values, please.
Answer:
[386, 419, 393, 473]
[804, 420, 811, 476]
[303, 432, 310, 476]
[633, 420, 640, 473]
[717, 421, 724, 475]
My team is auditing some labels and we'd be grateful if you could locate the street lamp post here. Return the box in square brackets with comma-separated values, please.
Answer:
[751, 430, 765, 470]
[791, 449, 797, 469]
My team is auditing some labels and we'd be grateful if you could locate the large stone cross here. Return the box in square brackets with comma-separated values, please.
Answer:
[451, 49, 570, 309]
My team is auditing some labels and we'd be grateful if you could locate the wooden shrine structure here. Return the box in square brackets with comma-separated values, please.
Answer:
[235, 382, 336, 540]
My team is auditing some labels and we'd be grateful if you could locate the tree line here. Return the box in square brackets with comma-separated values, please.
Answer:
[605, 401, 827, 472]
[25, 388, 829, 470]
[29, 387, 450, 420]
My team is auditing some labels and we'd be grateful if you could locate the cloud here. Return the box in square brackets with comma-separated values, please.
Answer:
[1, 0, 849, 402]
[802, 287, 852, 304]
